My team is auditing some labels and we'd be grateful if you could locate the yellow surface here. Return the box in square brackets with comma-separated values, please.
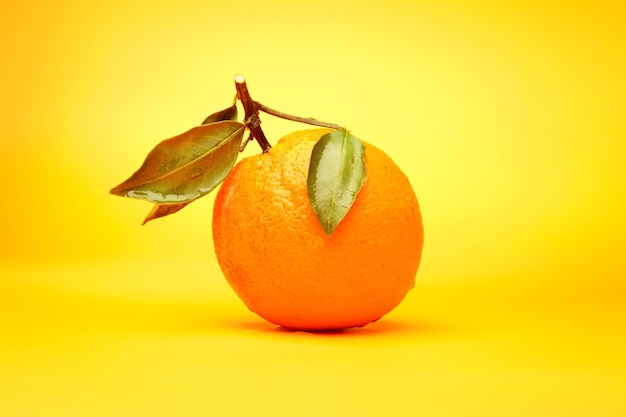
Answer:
[1, 0, 625, 415]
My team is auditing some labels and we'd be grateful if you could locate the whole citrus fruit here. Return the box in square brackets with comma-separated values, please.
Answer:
[212, 128, 424, 331]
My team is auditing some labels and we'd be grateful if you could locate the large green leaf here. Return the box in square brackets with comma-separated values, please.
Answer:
[132, 105, 240, 224]
[307, 129, 366, 235]
[137, 105, 240, 224]
[110, 121, 245, 205]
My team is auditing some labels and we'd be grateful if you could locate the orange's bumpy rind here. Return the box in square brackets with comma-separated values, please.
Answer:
[212, 129, 424, 331]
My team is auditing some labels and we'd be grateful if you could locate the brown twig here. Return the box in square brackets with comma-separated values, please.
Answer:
[234, 74, 272, 153]
[257, 103, 343, 130]
[234, 74, 346, 152]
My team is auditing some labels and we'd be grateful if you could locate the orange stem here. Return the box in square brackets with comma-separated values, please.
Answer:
[234, 74, 272, 153]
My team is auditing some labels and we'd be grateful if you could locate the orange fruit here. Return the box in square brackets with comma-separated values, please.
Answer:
[212, 128, 424, 331]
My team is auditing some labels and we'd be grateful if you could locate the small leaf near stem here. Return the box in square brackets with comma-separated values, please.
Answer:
[142, 202, 190, 225]
[307, 129, 366, 235]
[202, 104, 238, 125]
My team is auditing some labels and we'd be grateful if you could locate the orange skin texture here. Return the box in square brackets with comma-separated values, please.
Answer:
[212, 129, 424, 331]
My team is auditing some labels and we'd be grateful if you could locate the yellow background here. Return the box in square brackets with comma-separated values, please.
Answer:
[1, 0, 625, 415]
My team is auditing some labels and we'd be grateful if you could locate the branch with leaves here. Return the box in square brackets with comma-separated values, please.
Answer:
[110, 75, 365, 234]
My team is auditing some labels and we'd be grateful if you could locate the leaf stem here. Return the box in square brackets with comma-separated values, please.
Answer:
[256, 103, 343, 130]
[234, 74, 272, 153]
[234, 74, 345, 153]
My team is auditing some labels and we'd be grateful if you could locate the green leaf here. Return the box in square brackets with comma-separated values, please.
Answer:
[110, 121, 245, 204]
[307, 129, 366, 235]
[202, 104, 238, 124]
[142, 202, 190, 225]
[136, 104, 240, 224]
